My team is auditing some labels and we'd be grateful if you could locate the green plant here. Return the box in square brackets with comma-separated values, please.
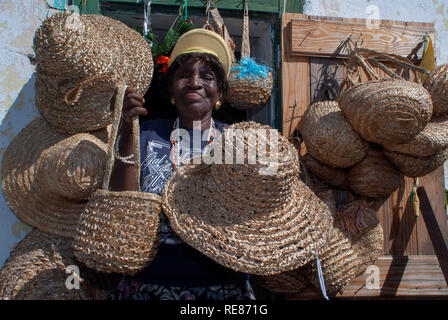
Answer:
[145, 19, 195, 59]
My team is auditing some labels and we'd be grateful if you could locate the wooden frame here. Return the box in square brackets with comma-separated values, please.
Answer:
[281, 13, 448, 299]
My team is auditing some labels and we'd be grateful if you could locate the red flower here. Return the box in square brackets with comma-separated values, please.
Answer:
[158, 64, 169, 73]
[156, 56, 170, 65]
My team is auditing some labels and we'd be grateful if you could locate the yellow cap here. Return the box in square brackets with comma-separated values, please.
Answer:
[169, 28, 231, 77]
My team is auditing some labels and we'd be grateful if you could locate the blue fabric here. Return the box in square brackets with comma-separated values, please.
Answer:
[135, 118, 247, 287]
[230, 57, 271, 80]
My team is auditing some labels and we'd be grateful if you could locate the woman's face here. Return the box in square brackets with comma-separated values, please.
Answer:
[171, 58, 222, 121]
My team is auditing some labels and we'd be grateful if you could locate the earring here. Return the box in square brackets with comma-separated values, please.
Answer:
[171, 97, 175, 105]
[215, 100, 222, 110]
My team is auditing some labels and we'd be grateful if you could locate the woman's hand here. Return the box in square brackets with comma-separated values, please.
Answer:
[121, 86, 148, 134]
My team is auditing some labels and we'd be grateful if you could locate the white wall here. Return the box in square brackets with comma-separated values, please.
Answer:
[0, 0, 63, 268]
[303, 0, 448, 192]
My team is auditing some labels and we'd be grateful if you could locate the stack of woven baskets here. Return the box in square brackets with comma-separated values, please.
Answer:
[0, 12, 161, 300]
[299, 51, 448, 199]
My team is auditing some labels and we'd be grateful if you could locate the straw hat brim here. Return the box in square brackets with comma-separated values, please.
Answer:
[161, 162, 333, 276]
[305, 199, 383, 296]
[1, 117, 107, 238]
[0, 229, 91, 300]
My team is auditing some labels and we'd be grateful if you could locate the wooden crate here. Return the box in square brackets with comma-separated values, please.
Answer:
[281, 13, 448, 299]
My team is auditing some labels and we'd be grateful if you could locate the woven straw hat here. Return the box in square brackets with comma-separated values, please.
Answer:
[423, 64, 448, 116]
[1, 117, 108, 238]
[382, 115, 448, 157]
[162, 121, 333, 275]
[0, 229, 92, 300]
[299, 101, 368, 168]
[305, 199, 383, 296]
[338, 79, 433, 145]
[348, 148, 401, 198]
[254, 185, 336, 294]
[33, 12, 154, 134]
[383, 147, 448, 178]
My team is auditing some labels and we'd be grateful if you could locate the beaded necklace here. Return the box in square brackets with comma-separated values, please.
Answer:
[170, 117, 216, 169]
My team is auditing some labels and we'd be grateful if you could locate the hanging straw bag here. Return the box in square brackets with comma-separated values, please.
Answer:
[227, 1, 273, 110]
[73, 85, 162, 275]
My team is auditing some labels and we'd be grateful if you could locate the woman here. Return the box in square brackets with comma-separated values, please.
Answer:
[109, 29, 255, 300]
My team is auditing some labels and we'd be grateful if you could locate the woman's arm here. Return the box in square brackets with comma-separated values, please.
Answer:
[109, 87, 148, 191]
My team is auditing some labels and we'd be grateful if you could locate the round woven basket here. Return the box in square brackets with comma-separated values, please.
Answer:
[383, 147, 448, 178]
[338, 79, 433, 145]
[0, 229, 92, 300]
[1, 118, 108, 238]
[33, 12, 154, 134]
[227, 70, 273, 109]
[423, 64, 448, 116]
[227, 3, 272, 110]
[299, 100, 368, 168]
[73, 85, 162, 275]
[305, 199, 383, 296]
[348, 149, 401, 198]
[162, 121, 333, 275]
[382, 115, 448, 157]
[301, 154, 349, 190]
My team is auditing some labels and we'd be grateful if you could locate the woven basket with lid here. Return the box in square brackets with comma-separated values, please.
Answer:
[423, 64, 448, 116]
[299, 100, 368, 168]
[338, 79, 433, 145]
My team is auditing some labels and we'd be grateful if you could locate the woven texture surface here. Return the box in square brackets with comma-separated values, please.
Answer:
[0, 229, 91, 300]
[348, 149, 401, 198]
[382, 115, 448, 157]
[383, 147, 448, 178]
[301, 154, 349, 190]
[305, 199, 383, 296]
[73, 191, 162, 275]
[227, 71, 273, 109]
[254, 268, 309, 293]
[1, 117, 108, 238]
[33, 12, 153, 134]
[423, 64, 448, 116]
[162, 121, 333, 275]
[299, 100, 368, 168]
[338, 79, 433, 145]
[73, 85, 161, 275]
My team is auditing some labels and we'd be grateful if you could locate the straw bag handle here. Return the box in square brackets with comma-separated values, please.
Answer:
[241, 0, 250, 59]
[64, 74, 117, 105]
[102, 84, 141, 191]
